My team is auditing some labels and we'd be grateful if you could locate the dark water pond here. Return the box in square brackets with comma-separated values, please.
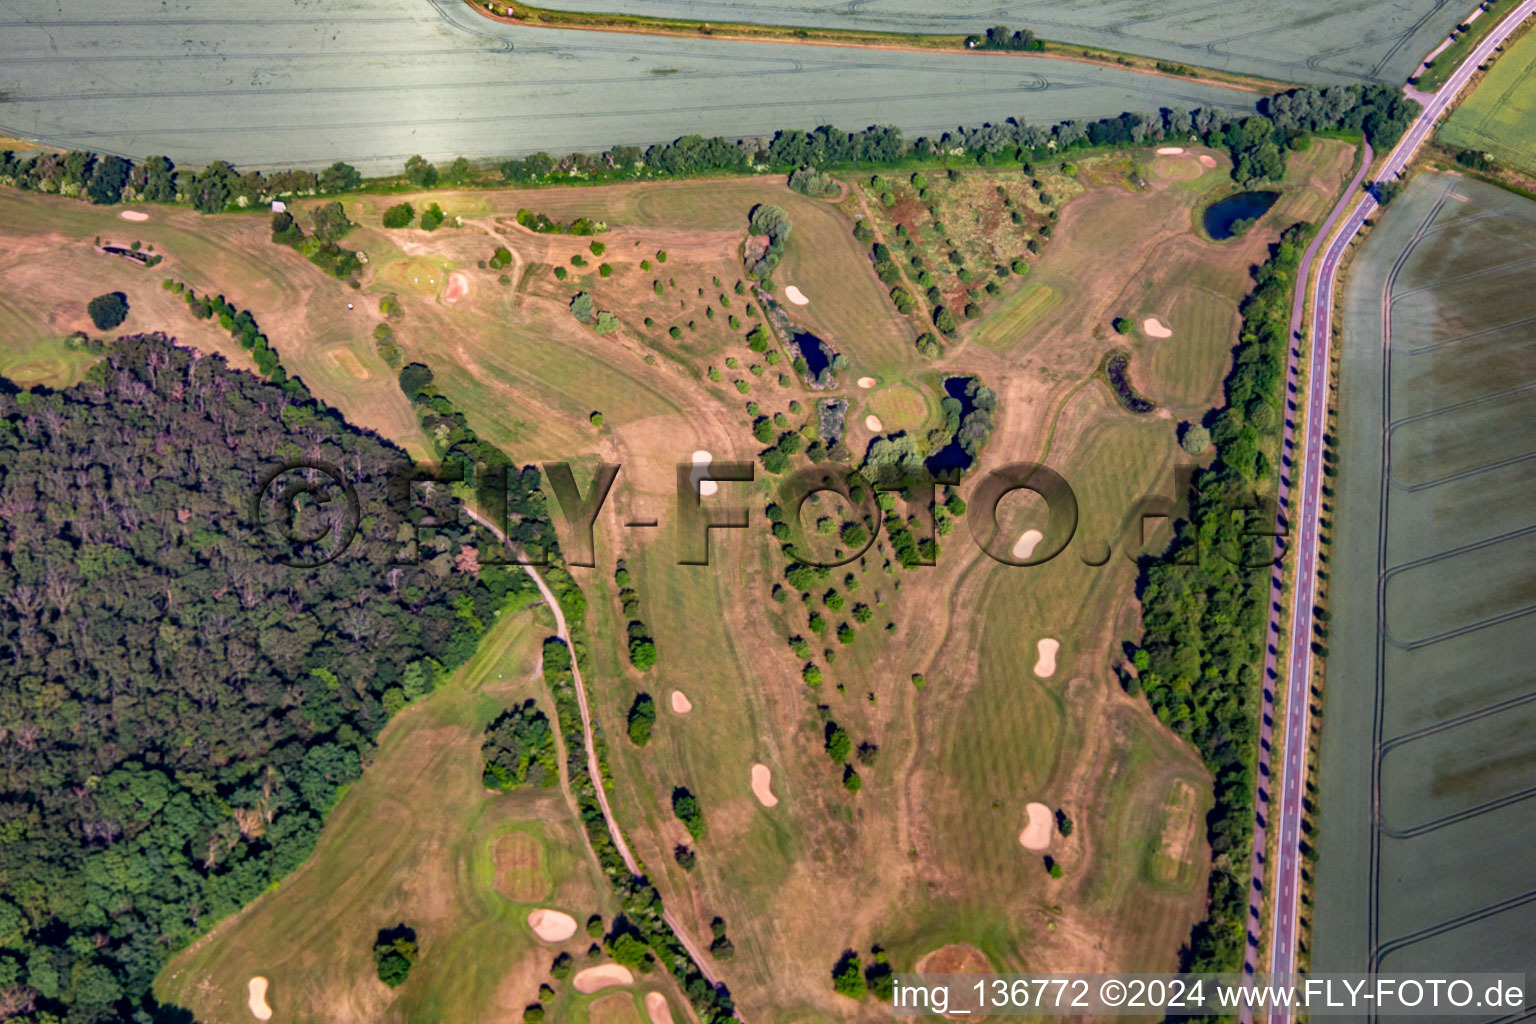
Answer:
[1204, 190, 1280, 239]
[926, 376, 976, 475]
[794, 330, 831, 378]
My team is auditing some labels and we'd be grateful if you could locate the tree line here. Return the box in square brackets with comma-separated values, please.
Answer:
[0, 82, 1417, 219]
[1133, 222, 1313, 972]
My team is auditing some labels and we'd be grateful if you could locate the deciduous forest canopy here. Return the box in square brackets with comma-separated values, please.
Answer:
[0, 335, 547, 1021]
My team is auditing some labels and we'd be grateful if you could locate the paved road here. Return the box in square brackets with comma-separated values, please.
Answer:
[1252, 0, 1536, 1016]
[463, 507, 729, 996]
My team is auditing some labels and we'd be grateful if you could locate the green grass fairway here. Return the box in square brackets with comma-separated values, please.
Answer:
[156, 605, 626, 1024]
[1440, 24, 1536, 175]
[1315, 172, 1536, 981]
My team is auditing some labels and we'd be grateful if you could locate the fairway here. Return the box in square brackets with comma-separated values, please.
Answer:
[1439, 22, 1536, 174]
[1315, 172, 1536, 980]
[0, 0, 1260, 174]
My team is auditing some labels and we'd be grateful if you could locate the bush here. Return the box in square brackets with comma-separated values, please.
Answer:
[86, 291, 129, 330]
[419, 203, 445, 231]
[570, 291, 595, 323]
[832, 950, 866, 998]
[589, 241, 606, 256]
[671, 787, 706, 840]
[598, 263, 613, 277]
[1180, 423, 1211, 455]
[1112, 316, 1132, 334]
[381, 202, 414, 228]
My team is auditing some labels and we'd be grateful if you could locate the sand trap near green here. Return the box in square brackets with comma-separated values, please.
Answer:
[574, 964, 634, 993]
[1156, 146, 1184, 155]
[527, 908, 578, 942]
[119, 209, 149, 222]
[246, 977, 272, 1021]
[1019, 802, 1053, 850]
[1034, 638, 1059, 678]
[751, 763, 779, 807]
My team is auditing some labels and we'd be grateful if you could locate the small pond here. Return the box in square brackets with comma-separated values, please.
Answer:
[794, 330, 831, 378]
[1204, 190, 1281, 240]
[926, 376, 977, 476]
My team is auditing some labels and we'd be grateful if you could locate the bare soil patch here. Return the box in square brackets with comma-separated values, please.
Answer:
[916, 943, 992, 974]
[444, 271, 469, 304]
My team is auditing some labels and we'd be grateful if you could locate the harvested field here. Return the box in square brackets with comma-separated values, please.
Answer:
[0, 0, 1264, 173]
[1315, 173, 1536, 982]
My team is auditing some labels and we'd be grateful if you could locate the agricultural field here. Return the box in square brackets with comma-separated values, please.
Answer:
[1438, 20, 1536, 175]
[0, 0, 1259, 174]
[1314, 173, 1536, 981]
[0, 134, 1355, 1016]
[518, 0, 1471, 84]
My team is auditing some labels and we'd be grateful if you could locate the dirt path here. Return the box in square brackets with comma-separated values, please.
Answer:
[460, 505, 730, 1001]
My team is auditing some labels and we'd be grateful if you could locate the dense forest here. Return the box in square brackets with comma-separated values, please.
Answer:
[0, 335, 543, 1021]
[1134, 223, 1313, 972]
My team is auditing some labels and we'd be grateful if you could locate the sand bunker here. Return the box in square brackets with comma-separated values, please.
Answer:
[119, 209, 149, 222]
[690, 450, 718, 497]
[856, 376, 876, 389]
[751, 763, 779, 807]
[1155, 146, 1184, 155]
[783, 285, 809, 305]
[646, 992, 676, 1024]
[246, 977, 272, 1021]
[1143, 317, 1172, 339]
[670, 690, 692, 714]
[444, 272, 469, 304]
[527, 908, 578, 943]
[1012, 529, 1043, 560]
[1019, 802, 1053, 851]
[574, 964, 634, 994]
[1199, 154, 1219, 169]
[1034, 638, 1060, 678]
[864, 414, 882, 432]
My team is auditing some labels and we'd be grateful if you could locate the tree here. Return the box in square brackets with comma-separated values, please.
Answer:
[374, 925, 419, 988]
[627, 692, 657, 746]
[481, 700, 558, 789]
[825, 724, 852, 763]
[1056, 809, 1075, 836]
[309, 200, 353, 242]
[318, 161, 362, 193]
[1180, 423, 1211, 455]
[594, 311, 620, 336]
[570, 291, 595, 323]
[1112, 317, 1132, 334]
[404, 154, 439, 188]
[419, 203, 446, 231]
[672, 787, 706, 840]
[382, 202, 415, 228]
[86, 291, 129, 330]
[831, 950, 866, 998]
[86, 155, 132, 205]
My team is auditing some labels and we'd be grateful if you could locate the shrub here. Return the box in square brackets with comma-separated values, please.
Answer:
[589, 241, 606, 256]
[554, 266, 568, 280]
[373, 925, 419, 988]
[381, 202, 414, 228]
[86, 291, 129, 330]
[671, 787, 706, 840]
[569, 291, 595, 322]
[419, 203, 445, 231]
[1180, 423, 1211, 455]
[598, 263, 613, 277]
[832, 951, 866, 998]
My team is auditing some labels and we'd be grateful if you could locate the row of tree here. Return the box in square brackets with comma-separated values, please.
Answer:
[0, 83, 1416, 218]
[1134, 222, 1313, 972]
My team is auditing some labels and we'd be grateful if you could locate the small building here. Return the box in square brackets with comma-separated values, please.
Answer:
[271, 200, 287, 213]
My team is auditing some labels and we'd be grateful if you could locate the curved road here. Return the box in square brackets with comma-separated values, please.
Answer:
[1253, 0, 1536, 1015]
[462, 508, 729, 995]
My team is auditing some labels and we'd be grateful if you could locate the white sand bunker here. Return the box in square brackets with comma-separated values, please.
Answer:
[670, 690, 692, 714]
[527, 908, 578, 942]
[1143, 317, 1172, 339]
[1034, 638, 1060, 678]
[444, 272, 469, 304]
[119, 209, 149, 222]
[783, 285, 809, 305]
[751, 763, 779, 807]
[574, 964, 634, 994]
[646, 991, 676, 1024]
[1155, 146, 1184, 155]
[856, 376, 876, 389]
[1019, 802, 1053, 851]
[247, 977, 272, 1021]
[1199, 154, 1219, 169]
[690, 450, 718, 497]
[1012, 529, 1043, 560]
[864, 414, 882, 432]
